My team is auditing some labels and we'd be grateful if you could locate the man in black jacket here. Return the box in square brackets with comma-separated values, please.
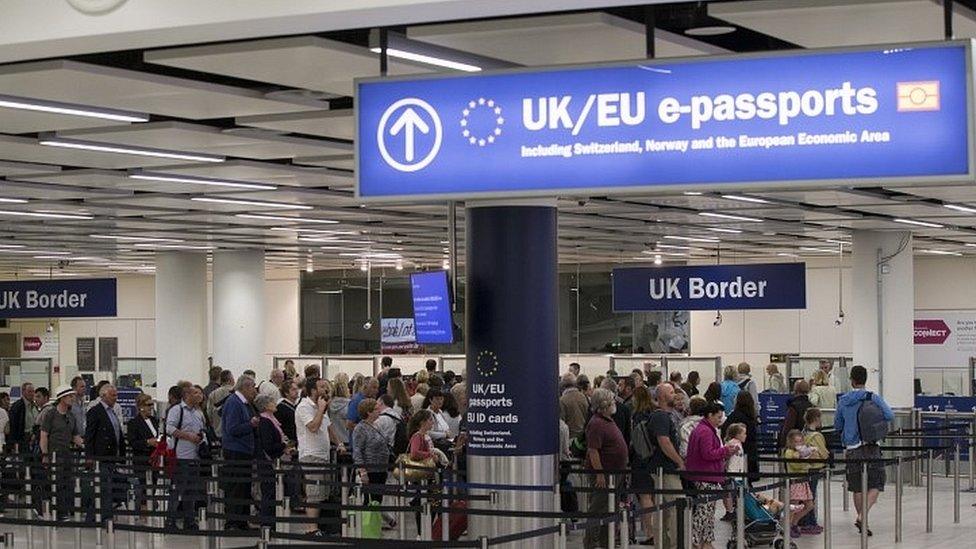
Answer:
[8, 382, 36, 453]
[85, 384, 125, 523]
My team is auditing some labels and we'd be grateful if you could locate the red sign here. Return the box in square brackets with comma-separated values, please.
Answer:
[914, 319, 952, 344]
[22, 336, 42, 352]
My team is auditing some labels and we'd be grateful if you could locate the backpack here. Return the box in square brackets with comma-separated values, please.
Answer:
[383, 411, 409, 457]
[630, 413, 657, 462]
[737, 378, 752, 391]
[857, 392, 889, 444]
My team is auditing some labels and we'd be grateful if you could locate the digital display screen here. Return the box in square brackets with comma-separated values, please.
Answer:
[410, 270, 454, 345]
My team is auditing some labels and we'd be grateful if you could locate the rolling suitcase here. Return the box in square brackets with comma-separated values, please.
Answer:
[432, 500, 468, 541]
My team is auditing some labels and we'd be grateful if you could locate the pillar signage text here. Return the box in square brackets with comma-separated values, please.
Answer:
[613, 263, 806, 311]
[0, 278, 117, 318]
[357, 41, 973, 200]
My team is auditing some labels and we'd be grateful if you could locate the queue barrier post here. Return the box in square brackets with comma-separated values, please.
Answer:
[823, 468, 832, 549]
[842, 450, 850, 512]
[480, 535, 489, 549]
[127, 488, 136, 549]
[736, 483, 745, 549]
[44, 499, 54, 549]
[422, 500, 433, 541]
[895, 457, 903, 543]
[397, 462, 406, 540]
[607, 474, 616, 549]
[783, 476, 791, 549]
[106, 519, 115, 549]
[24, 460, 33, 548]
[969, 411, 976, 492]
[489, 490, 499, 542]
[682, 496, 692, 549]
[275, 458, 285, 535]
[926, 449, 934, 533]
[353, 482, 363, 538]
[558, 520, 568, 549]
[74, 476, 83, 549]
[340, 467, 349, 537]
[198, 506, 208, 549]
[95, 461, 104, 549]
[954, 442, 961, 524]
[860, 461, 868, 549]
[440, 470, 449, 543]
[621, 506, 630, 549]
[656, 468, 664, 549]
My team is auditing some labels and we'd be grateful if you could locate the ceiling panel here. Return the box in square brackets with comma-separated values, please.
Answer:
[236, 109, 354, 140]
[145, 36, 431, 97]
[0, 60, 317, 119]
[293, 154, 355, 172]
[751, 189, 895, 207]
[888, 184, 976, 203]
[408, 13, 725, 66]
[0, 134, 183, 169]
[0, 160, 59, 176]
[710, 0, 976, 48]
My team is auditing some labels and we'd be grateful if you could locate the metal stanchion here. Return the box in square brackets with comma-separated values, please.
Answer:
[74, 476, 83, 549]
[823, 468, 832, 549]
[490, 490, 499, 541]
[106, 519, 115, 549]
[480, 535, 489, 549]
[340, 467, 349, 537]
[954, 442, 961, 524]
[607, 475, 616, 549]
[95, 462, 104, 548]
[860, 462, 868, 549]
[127, 489, 136, 549]
[258, 526, 271, 549]
[842, 450, 850, 512]
[44, 499, 54, 549]
[621, 507, 630, 549]
[353, 483, 363, 538]
[275, 459, 285, 535]
[736, 483, 745, 549]
[559, 521, 568, 549]
[914, 409, 923, 486]
[783, 477, 791, 549]
[895, 457, 903, 543]
[440, 471, 449, 543]
[24, 460, 33, 548]
[682, 497, 692, 549]
[655, 468, 664, 549]
[422, 501, 433, 541]
[969, 413, 976, 492]
[397, 463, 406, 540]
[199, 507, 208, 549]
[926, 449, 933, 533]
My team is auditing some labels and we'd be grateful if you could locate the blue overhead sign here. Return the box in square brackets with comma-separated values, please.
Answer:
[410, 271, 454, 345]
[357, 41, 973, 200]
[0, 278, 117, 318]
[613, 263, 806, 311]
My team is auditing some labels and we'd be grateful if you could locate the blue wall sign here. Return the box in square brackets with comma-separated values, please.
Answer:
[117, 389, 143, 423]
[357, 42, 973, 200]
[915, 395, 976, 461]
[613, 263, 806, 311]
[0, 278, 117, 318]
[759, 392, 792, 435]
[410, 271, 455, 345]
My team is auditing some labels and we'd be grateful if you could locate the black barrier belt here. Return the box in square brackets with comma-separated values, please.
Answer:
[208, 512, 344, 525]
[487, 524, 561, 545]
[112, 523, 262, 538]
[268, 532, 480, 548]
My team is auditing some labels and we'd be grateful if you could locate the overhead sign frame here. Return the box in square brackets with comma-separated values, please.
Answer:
[356, 39, 975, 202]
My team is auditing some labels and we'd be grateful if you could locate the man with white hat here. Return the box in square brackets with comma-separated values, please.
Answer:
[39, 385, 83, 519]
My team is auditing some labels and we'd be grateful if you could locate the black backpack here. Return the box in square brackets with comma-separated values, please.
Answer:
[383, 411, 409, 456]
[857, 392, 890, 444]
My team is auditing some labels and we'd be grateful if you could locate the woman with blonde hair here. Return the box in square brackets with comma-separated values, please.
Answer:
[410, 383, 429, 414]
[808, 369, 836, 409]
[329, 373, 352, 445]
[387, 377, 412, 417]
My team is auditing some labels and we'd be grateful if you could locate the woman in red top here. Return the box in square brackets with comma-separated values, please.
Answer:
[685, 403, 739, 549]
[407, 409, 435, 532]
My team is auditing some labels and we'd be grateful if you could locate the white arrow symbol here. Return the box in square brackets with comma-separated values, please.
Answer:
[389, 108, 430, 162]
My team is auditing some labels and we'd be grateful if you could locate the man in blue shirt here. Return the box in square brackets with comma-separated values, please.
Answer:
[834, 365, 894, 537]
[221, 376, 259, 530]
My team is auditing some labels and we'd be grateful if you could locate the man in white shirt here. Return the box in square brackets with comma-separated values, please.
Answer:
[295, 377, 345, 535]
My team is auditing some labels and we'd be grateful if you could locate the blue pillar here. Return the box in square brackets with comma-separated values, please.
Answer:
[466, 203, 558, 545]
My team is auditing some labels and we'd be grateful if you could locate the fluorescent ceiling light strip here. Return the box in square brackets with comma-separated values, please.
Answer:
[270, 227, 356, 235]
[893, 218, 944, 228]
[706, 227, 742, 234]
[777, 253, 800, 258]
[698, 211, 763, 222]
[663, 235, 719, 243]
[339, 252, 402, 259]
[721, 194, 770, 204]
[682, 191, 703, 196]
[0, 244, 25, 249]
[192, 197, 312, 210]
[943, 203, 976, 214]
[236, 214, 337, 224]
[0, 94, 148, 122]
[0, 198, 27, 204]
[90, 234, 184, 243]
[799, 247, 840, 253]
[920, 249, 961, 256]
[130, 173, 275, 191]
[647, 244, 693, 251]
[133, 243, 214, 250]
[824, 239, 851, 245]
[0, 249, 69, 255]
[370, 47, 481, 72]
[0, 210, 92, 220]
[39, 138, 224, 163]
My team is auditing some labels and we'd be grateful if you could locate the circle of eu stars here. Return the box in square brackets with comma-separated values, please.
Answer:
[460, 98, 504, 147]
[476, 350, 500, 377]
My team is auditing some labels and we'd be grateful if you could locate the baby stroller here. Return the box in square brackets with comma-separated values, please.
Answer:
[726, 483, 796, 549]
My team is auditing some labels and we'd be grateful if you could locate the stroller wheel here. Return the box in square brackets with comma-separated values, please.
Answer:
[773, 540, 783, 549]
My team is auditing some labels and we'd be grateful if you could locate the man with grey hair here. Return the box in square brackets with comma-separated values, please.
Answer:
[259, 369, 285, 399]
[221, 375, 259, 530]
[85, 383, 124, 523]
[560, 373, 589, 439]
[584, 388, 628, 549]
[600, 377, 631, 444]
[165, 384, 206, 530]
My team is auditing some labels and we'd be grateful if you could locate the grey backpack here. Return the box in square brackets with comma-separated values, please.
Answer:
[857, 392, 889, 444]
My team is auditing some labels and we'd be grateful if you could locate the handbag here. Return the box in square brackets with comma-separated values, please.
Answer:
[393, 454, 436, 482]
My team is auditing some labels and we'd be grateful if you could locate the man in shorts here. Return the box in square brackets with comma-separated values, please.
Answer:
[834, 365, 894, 537]
[295, 377, 345, 536]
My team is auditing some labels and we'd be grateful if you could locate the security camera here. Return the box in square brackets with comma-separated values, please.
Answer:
[713, 311, 723, 327]
[363, 320, 373, 330]
[578, 200, 587, 207]
[46, 322, 54, 333]
[58, 260, 70, 269]
[835, 311, 846, 326]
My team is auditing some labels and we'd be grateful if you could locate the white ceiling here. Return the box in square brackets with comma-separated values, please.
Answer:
[0, 1, 973, 277]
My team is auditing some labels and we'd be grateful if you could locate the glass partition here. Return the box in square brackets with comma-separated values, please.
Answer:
[273, 355, 325, 378]
[787, 356, 852, 393]
[0, 358, 52, 390]
[916, 367, 972, 396]
[663, 356, 722, 386]
[608, 355, 667, 378]
[114, 357, 156, 389]
[324, 356, 376, 379]
[441, 355, 466, 376]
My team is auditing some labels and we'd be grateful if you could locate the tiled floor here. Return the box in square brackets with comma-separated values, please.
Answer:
[0, 476, 973, 547]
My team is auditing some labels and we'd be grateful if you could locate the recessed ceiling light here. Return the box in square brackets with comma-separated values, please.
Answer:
[370, 47, 481, 72]
[943, 203, 976, 214]
[90, 234, 184, 243]
[192, 197, 312, 209]
[0, 94, 148, 122]
[653, 254, 662, 265]
[707, 227, 742, 234]
[236, 214, 338, 224]
[663, 235, 719, 243]
[129, 173, 276, 191]
[683, 191, 704, 196]
[893, 218, 944, 228]
[721, 194, 770, 204]
[0, 210, 93, 220]
[699, 212, 763, 222]
[270, 227, 356, 235]
[39, 137, 224, 163]
[685, 25, 737, 37]
[799, 247, 841, 254]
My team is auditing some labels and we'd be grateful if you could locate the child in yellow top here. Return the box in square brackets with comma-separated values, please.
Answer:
[784, 430, 819, 537]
